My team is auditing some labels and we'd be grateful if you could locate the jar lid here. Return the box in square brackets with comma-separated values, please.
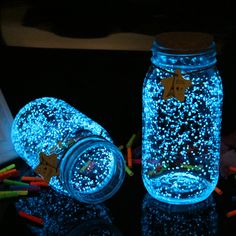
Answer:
[154, 32, 215, 54]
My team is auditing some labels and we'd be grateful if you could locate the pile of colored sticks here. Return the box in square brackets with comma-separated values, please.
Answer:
[0, 163, 48, 225]
[119, 133, 142, 177]
[0, 163, 48, 200]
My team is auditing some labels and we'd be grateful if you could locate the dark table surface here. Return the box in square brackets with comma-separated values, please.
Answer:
[1, 156, 236, 236]
[1, 43, 236, 235]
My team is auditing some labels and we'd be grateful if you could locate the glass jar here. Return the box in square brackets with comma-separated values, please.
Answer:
[142, 32, 223, 204]
[11, 97, 125, 204]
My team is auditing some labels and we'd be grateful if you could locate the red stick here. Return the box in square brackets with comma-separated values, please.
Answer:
[18, 211, 44, 225]
[127, 147, 132, 168]
[0, 169, 19, 180]
[228, 166, 236, 173]
[226, 209, 236, 218]
[21, 176, 44, 182]
[214, 187, 223, 195]
[30, 181, 49, 187]
[133, 159, 141, 164]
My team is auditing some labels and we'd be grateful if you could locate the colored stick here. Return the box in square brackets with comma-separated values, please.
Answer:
[125, 165, 134, 176]
[3, 179, 29, 186]
[0, 169, 19, 180]
[18, 211, 44, 225]
[21, 176, 44, 182]
[30, 181, 49, 187]
[0, 164, 16, 173]
[127, 147, 132, 168]
[0, 190, 28, 196]
[228, 166, 236, 173]
[0, 191, 18, 199]
[133, 159, 141, 164]
[214, 187, 223, 195]
[226, 209, 236, 218]
[126, 134, 136, 148]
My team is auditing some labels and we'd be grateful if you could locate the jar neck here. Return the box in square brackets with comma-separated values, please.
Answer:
[59, 135, 125, 204]
[151, 40, 217, 71]
[59, 135, 108, 184]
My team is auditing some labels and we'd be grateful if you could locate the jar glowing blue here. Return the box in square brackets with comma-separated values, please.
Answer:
[11, 97, 125, 204]
[142, 32, 223, 204]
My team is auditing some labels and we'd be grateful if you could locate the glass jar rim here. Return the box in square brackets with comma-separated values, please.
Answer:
[152, 32, 216, 55]
[59, 135, 125, 203]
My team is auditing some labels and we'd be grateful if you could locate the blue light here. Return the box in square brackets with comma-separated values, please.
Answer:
[142, 38, 223, 204]
[15, 188, 119, 235]
[141, 193, 218, 235]
[11, 97, 125, 203]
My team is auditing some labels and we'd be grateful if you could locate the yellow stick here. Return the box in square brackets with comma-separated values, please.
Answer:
[0, 164, 16, 173]
[0, 190, 28, 196]
[0, 191, 18, 199]
[126, 134, 136, 148]
[125, 165, 134, 176]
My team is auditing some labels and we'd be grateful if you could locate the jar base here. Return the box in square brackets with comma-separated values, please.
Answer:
[143, 171, 217, 205]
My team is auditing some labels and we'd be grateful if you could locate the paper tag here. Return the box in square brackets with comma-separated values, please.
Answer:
[0, 89, 18, 164]
[161, 69, 192, 102]
[35, 152, 59, 182]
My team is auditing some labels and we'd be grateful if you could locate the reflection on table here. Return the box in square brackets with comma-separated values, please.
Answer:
[141, 193, 218, 236]
[15, 188, 122, 236]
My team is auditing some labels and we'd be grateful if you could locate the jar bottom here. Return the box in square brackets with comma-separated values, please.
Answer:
[143, 172, 218, 205]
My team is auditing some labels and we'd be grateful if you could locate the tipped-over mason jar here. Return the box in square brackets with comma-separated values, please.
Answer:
[11, 97, 125, 204]
[142, 32, 223, 204]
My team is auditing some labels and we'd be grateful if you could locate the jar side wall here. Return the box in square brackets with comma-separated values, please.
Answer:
[142, 65, 223, 204]
[11, 97, 112, 169]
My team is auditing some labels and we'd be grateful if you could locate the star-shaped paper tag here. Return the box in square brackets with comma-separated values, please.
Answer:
[161, 69, 192, 102]
[34, 152, 60, 182]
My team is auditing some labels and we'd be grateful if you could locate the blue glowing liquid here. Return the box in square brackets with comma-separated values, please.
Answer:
[11, 97, 125, 203]
[142, 44, 223, 204]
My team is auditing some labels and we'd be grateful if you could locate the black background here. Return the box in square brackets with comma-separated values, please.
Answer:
[1, 0, 236, 235]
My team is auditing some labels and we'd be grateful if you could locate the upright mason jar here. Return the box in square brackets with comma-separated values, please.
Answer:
[11, 97, 125, 204]
[142, 32, 223, 204]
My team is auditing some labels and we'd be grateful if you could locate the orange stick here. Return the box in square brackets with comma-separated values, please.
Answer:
[11, 170, 21, 178]
[228, 166, 236, 173]
[127, 147, 132, 168]
[214, 186, 223, 195]
[21, 176, 45, 182]
[226, 209, 236, 218]
[18, 211, 44, 225]
[30, 181, 49, 187]
[0, 169, 19, 180]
